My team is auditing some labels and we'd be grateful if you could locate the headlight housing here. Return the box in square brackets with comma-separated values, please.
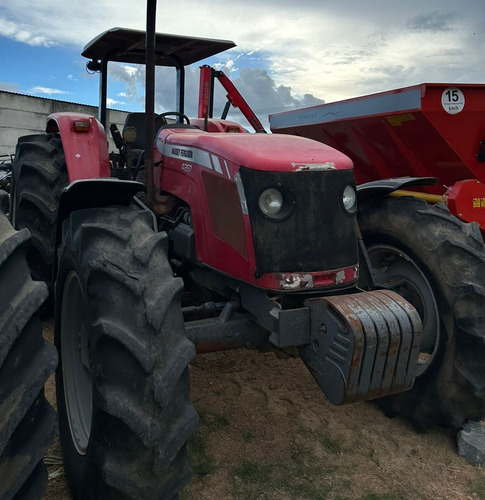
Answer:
[258, 188, 284, 217]
[257, 185, 295, 221]
[342, 185, 357, 214]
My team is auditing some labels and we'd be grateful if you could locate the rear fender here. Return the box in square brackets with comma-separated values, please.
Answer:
[357, 176, 437, 203]
[46, 112, 110, 181]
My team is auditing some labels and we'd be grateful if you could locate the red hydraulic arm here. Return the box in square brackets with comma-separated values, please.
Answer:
[198, 65, 266, 133]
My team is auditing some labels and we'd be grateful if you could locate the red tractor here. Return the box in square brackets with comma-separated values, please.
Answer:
[9, 9, 484, 500]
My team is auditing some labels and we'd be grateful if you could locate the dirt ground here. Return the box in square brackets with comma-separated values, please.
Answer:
[43, 324, 485, 500]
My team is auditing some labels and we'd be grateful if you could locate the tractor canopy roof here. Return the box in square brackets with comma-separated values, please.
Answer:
[82, 27, 236, 66]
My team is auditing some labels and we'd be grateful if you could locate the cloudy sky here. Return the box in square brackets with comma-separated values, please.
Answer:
[0, 0, 484, 127]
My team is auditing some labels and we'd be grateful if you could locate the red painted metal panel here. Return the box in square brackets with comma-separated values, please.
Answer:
[270, 84, 485, 192]
[445, 179, 485, 229]
[198, 65, 212, 120]
[46, 112, 111, 181]
[154, 128, 258, 284]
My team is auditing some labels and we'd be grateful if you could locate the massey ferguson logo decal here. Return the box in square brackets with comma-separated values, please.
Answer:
[165, 145, 232, 179]
[171, 147, 193, 159]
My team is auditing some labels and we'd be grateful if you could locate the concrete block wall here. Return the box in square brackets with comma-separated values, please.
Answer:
[0, 91, 128, 158]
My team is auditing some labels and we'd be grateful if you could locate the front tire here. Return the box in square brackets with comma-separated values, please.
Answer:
[359, 197, 485, 430]
[55, 205, 198, 499]
[0, 192, 57, 500]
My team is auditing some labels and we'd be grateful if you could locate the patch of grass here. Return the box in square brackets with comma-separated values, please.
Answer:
[231, 459, 333, 499]
[368, 447, 380, 467]
[187, 431, 214, 477]
[213, 413, 230, 429]
[196, 406, 231, 430]
[319, 431, 343, 454]
[299, 427, 343, 455]
[360, 492, 405, 500]
[242, 430, 255, 443]
[468, 475, 485, 498]
[234, 460, 274, 484]
[280, 467, 332, 499]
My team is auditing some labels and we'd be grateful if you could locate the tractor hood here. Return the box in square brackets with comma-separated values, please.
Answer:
[158, 128, 353, 172]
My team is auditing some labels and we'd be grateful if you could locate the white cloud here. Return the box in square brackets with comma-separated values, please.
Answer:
[107, 97, 126, 106]
[29, 86, 70, 95]
[0, 16, 57, 47]
[123, 66, 138, 77]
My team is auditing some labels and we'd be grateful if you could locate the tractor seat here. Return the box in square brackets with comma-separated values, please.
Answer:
[123, 112, 167, 150]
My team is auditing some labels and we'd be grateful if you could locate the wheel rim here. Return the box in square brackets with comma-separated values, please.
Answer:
[61, 271, 93, 455]
[367, 244, 440, 376]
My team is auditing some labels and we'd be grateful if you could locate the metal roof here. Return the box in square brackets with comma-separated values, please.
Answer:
[82, 27, 236, 66]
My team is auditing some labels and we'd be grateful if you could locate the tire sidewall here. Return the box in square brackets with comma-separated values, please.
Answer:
[54, 248, 103, 498]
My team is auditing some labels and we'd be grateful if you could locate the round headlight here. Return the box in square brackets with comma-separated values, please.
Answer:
[258, 188, 284, 217]
[342, 185, 357, 213]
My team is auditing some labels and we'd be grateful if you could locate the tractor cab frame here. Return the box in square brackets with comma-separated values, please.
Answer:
[82, 27, 235, 129]
[82, 26, 236, 205]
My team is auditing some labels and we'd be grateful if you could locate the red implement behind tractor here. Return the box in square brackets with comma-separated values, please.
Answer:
[8, 6, 485, 499]
[269, 83, 485, 231]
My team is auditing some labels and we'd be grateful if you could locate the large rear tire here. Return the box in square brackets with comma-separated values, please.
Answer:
[0, 192, 57, 500]
[359, 197, 485, 430]
[12, 134, 68, 290]
[55, 205, 198, 499]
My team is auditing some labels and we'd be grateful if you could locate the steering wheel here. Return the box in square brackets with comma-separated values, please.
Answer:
[159, 111, 191, 125]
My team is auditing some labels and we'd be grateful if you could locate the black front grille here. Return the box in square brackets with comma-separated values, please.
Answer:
[239, 167, 358, 274]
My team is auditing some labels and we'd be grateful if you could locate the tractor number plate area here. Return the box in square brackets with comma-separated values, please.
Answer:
[300, 290, 422, 405]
